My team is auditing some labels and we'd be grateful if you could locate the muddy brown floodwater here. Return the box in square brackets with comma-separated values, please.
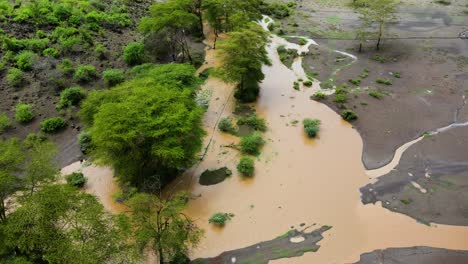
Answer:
[168, 19, 468, 263]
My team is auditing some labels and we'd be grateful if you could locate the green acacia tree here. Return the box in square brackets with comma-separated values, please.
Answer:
[355, 0, 398, 50]
[217, 23, 271, 102]
[139, 0, 198, 63]
[3, 185, 135, 263]
[23, 141, 58, 196]
[0, 139, 24, 223]
[80, 64, 205, 189]
[128, 192, 202, 264]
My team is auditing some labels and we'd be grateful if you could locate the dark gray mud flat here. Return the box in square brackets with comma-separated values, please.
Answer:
[353, 246, 468, 264]
[199, 167, 232, 186]
[361, 126, 468, 226]
[191, 226, 330, 264]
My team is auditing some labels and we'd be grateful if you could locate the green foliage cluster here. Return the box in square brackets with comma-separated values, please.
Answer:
[218, 117, 237, 134]
[208, 212, 232, 226]
[303, 80, 313, 87]
[0, 112, 11, 133]
[349, 78, 361, 86]
[341, 109, 358, 121]
[15, 103, 34, 123]
[80, 64, 204, 188]
[293, 81, 300, 90]
[74, 65, 96, 82]
[261, 1, 294, 19]
[237, 115, 267, 132]
[312, 92, 326, 100]
[123, 42, 146, 66]
[368, 91, 384, 99]
[103, 69, 125, 86]
[376, 78, 392, 85]
[239, 132, 265, 155]
[58, 86, 86, 108]
[43, 47, 59, 58]
[298, 38, 308, 46]
[303, 118, 321, 138]
[15, 51, 37, 71]
[372, 55, 387, 63]
[65, 172, 87, 188]
[78, 131, 92, 154]
[6, 68, 23, 86]
[41, 117, 67, 133]
[277, 45, 298, 69]
[237, 157, 255, 176]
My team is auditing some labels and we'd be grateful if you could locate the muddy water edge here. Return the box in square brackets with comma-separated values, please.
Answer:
[169, 19, 468, 264]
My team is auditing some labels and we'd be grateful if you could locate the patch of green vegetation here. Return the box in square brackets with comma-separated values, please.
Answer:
[349, 78, 361, 86]
[341, 109, 358, 121]
[323, 225, 333, 231]
[400, 199, 412, 205]
[239, 132, 265, 155]
[368, 91, 384, 99]
[312, 92, 326, 100]
[298, 38, 308, 46]
[0, 112, 11, 133]
[394, 72, 401, 78]
[303, 118, 321, 138]
[15, 103, 34, 123]
[16, 51, 37, 71]
[58, 87, 86, 109]
[6, 68, 24, 86]
[41, 117, 67, 133]
[326, 15, 342, 24]
[43, 47, 59, 58]
[376, 79, 392, 85]
[261, 1, 294, 19]
[275, 230, 295, 240]
[303, 80, 313, 87]
[218, 117, 237, 135]
[237, 157, 255, 176]
[208, 212, 233, 226]
[334, 93, 348, 103]
[103, 69, 125, 87]
[74, 65, 97, 83]
[372, 55, 386, 63]
[65, 172, 87, 188]
[123, 42, 146, 66]
[277, 45, 298, 69]
[434, 0, 451, 5]
[237, 115, 267, 132]
[359, 67, 370, 78]
[293, 81, 300, 90]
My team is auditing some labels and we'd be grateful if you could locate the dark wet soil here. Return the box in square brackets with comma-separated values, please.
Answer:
[354, 246, 468, 264]
[191, 226, 330, 264]
[361, 126, 468, 226]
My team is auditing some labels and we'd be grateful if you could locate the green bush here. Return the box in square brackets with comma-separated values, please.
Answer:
[123, 42, 145, 65]
[94, 44, 108, 59]
[334, 94, 348, 103]
[237, 115, 267, 132]
[303, 80, 313, 87]
[312, 92, 326, 100]
[218, 117, 236, 134]
[65, 172, 87, 188]
[368, 91, 384, 99]
[0, 112, 11, 133]
[6, 68, 24, 86]
[303, 118, 321, 138]
[394, 72, 401, 78]
[239, 132, 265, 155]
[74, 65, 96, 82]
[208, 212, 232, 226]
[298, 38, 307, 45]
[341, 110, 358, 121]
[237, 157, 254, 176]
[59, 58, 74, 77]
[372, 55, 386, 63]
[348, 78, 361, 86]
[78, 131, 93, 154]
[43, 47, 59, 58]
[376, 79, 392, 85]
[41, 117, 67, 133]
[293, 81, 300, 90]
[58, 86, 86, 108]
[16, 51, 37, 71]
[103, 69, 125, 86]
[15, 103, 34, 123]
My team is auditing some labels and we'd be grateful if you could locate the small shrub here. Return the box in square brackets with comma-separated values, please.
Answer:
[303, 80, 313, 87]
[372, 55, 386, 63]
[16, 51, 37, 71]
[348, 78, 361, 85]
[65, 172, 87, 188]
[376, 79, 392, 85]
[298, 38, 307, 45]
[293, 81, 300, 90]
[312, 92, 326, 100]
[237, 115, 267, 132]
[218, 117, 236, 134]
[78, 131, 93, 154]
[209, 212, 232, 226]
[303, 118, 321, 138]
[123, 42, 145, 66]
[334, 94, 348, 103]
[15, 103, 34, 123]
[0, 113, 11, 133]
[435, 0, 451, 5]
[41, 117, 67, 133]
[394, 72, 401, 78]
[43, 47, 59, 58]
[341, 110, 358, 121]
[237, 157, 255, 176]
[359, 72, 369, 78]
[239, 132, 265, 155]
[94, 44, 108, 59]
[103, 69, 125, 86]
[59, 58, 74, 76]
[6, 68, 24, 86]
[58, 86, 86, 108]
[74, 65, 96, 82]
[368, 91, 384, 99]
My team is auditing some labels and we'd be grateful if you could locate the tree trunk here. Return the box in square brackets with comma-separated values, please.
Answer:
[158, 246, 164, 264]
[359, 42, 362, 53]
[376, 23, 383, 50]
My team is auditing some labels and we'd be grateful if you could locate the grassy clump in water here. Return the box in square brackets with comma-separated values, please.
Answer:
[209, 212, 233, 226]
[239, 132, 265, 155]
[303, 118, 321, 138]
